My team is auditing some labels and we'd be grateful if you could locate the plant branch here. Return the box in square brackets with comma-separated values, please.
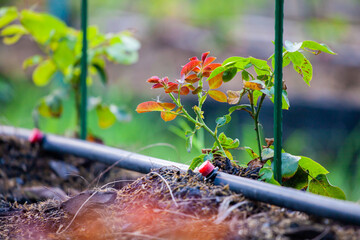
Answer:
[249, 91, 263, 161]
[194, 109, 226, 157]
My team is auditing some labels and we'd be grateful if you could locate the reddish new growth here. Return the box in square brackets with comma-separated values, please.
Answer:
[136, 52, 226, 121]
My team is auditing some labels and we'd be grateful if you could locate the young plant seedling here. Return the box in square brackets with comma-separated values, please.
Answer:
[137, 42, 344, 199]
[0, 6, 140, 135]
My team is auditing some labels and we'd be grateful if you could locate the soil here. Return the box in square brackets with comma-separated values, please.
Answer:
[0, 135, 360, 239]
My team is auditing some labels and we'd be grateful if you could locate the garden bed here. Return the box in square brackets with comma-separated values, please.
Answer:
[0, 134, 359, 239]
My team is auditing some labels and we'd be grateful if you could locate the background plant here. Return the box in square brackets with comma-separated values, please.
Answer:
[136, 42, 346, 200]
[0, 6, 140, 134]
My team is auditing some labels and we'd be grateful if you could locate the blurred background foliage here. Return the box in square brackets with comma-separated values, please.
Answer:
[0, 0, 359, 201]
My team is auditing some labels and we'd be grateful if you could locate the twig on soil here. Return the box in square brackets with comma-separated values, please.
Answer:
[66, 173, 90, 186]
[312, 227, 331, 240]
[150, 172, 178, 207]
[215, 196, 249, 224]
[99, 179, 135, 190]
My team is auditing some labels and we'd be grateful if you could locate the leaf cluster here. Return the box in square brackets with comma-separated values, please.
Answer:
[0, 7, 140, 129]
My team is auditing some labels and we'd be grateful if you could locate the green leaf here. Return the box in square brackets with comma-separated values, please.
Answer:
[1, 24, 27, 36]
[37, 92, 63, 118]
[241, 70, 250, 81]
[105, 43, 138, 65]
[282, 167, 309, 190]
[52, 39, 75, 72]
[284, 40, 302, 52]
[20, 10, 67, 44]
[223, 56, 248, 66]
[271, 53, 291, 69]
[249, 57, 271, 75]
[252, 90, 263, 105]
[228, 104, 251, 115]
[309, 174, 346, 200]
[298, 156, 329, 179]
[288, 51, 305, 66]
[2, 34, 22, 45]
[204, 153, 213, 162]
[262, 148, 274, 160]
[96, 105, 117, 129]
[207, 66, 225, 82]
[110, 34, 141, 51]
[259, 167, 280, 185]
[23, 55, 43, 69]
[216, 115, 231, 127]
[32, 60, 56, 86]
[301, 40, 336, 55]
[222, 67, 237, 82]
[189, 155, 205, 170]
[269, 88, 290, 110]
[272, 152, 301, 178]
[243, 146, 258, 159]
[293, 57, 313, 86]
[223, 57, 251, 72]
[92, 62, 107, 84]
[282, 90, 290, 110]
[0, 7, 18, 28]
[217, 133, 239, 149]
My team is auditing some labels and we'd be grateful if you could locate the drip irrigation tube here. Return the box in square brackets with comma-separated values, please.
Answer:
[1, 125, 360, 226]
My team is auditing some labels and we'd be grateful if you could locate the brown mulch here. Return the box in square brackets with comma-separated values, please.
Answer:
[0, 136, 360, 239]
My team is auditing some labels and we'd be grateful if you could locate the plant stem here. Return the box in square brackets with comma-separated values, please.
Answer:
[73, 82, 81, 135]
[169, 93, 198, 125]
[169, 92, 226, 157]
[195, 110, 226, 156]
[249, 91, 264, 161]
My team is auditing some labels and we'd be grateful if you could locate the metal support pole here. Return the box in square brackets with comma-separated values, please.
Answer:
[80, 0, 88, 140]
[274, 0, 284, 183]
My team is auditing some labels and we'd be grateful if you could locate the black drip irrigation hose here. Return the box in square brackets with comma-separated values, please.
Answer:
[1, 125, 360, 226]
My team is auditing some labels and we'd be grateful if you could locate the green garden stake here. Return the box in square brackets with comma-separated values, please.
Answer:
[274, 0, 284, 184]
[80, 0, 88, 140]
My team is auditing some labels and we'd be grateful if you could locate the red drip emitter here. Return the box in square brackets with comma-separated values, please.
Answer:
[199, 160, 218, 181]
[28, 128, 44, 143]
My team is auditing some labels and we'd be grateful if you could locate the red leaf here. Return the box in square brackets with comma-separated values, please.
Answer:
[161, 111, 177, 122]
[136, 101, 163, 113]
[203, 63, 221, 78]
[151, 83, 163, 89]
[189, 56, 199, 61]
[208, 90, 227, 102]
[201, 52, 210, 62]
[187, 85, 195, 91]
[203, 56, 216, 67]
[158, 102, 176, 110]
[147, 76, 160, 83]
[203, 63, 221, 71]
[192, 67, 201, 73]
[208, 72, 224, 89]
[179, 86, 190, 95]
[185, 74, 200, 84]
[181, 60, 201, 77]
[165, 82, 178, 93]
[136, 101, 175, 113]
